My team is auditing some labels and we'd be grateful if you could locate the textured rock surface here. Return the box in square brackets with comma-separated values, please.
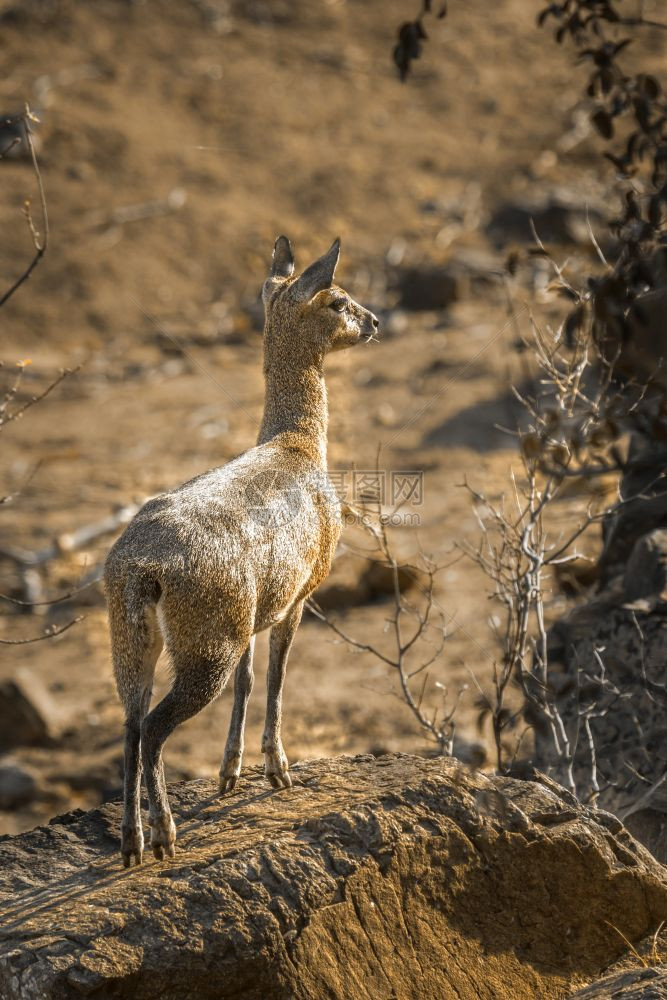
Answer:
[571, 966, 667, 998]
[0, 754, 666, 1000]
[599, 444, 667, 585]
[535, 528, 667, 861]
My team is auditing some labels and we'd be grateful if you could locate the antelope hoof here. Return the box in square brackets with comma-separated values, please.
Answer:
[149, 814, 176, 861]
[265, 751, 292, 790]
[120, 825, 144, 868]
[219, 753, 242, 795]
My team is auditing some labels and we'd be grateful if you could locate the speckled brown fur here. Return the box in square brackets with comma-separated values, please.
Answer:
[104, 237, 378, 865]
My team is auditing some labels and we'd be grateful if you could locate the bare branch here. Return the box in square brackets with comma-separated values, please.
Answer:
[0, 616, 83, 645]
[0, 106, 49, 309]
[0, 364, 80, 433]
[308, 509, 461, 755]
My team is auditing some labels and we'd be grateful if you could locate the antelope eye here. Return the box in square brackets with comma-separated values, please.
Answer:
[329, 298, 346, 312]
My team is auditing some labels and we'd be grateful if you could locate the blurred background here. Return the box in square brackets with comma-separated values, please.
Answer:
[0, 0, 663, 835]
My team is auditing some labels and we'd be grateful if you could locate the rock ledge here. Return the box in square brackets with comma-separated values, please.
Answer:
[1, 754, 665, 1000]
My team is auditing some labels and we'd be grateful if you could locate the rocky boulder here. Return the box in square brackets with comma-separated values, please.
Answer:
[0, 763, 38, 810]
[0, 754, 666, 999]
[0, 668, 63, 752]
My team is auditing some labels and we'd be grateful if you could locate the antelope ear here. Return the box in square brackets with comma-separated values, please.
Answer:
[262, 235, 295, 305]
[292, 238, 340, 302]
[271, 235, 295, 279]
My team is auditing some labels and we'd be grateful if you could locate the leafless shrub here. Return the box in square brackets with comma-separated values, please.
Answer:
[0, 106, 83, 643]
[308, 501, 465, 756]
[457, 325, 618, 787]
[456, 171, 666, 790]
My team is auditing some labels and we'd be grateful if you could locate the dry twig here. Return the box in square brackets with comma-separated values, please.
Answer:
[0, 616, 83, 645]
[0, 106, 48, 309]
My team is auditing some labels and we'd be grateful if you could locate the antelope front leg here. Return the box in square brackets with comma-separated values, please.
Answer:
[220, 638, 255, 793]
[263, 600, 303, 789]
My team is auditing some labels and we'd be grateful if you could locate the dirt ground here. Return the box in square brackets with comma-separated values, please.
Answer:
[0, 0, 663, 835]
